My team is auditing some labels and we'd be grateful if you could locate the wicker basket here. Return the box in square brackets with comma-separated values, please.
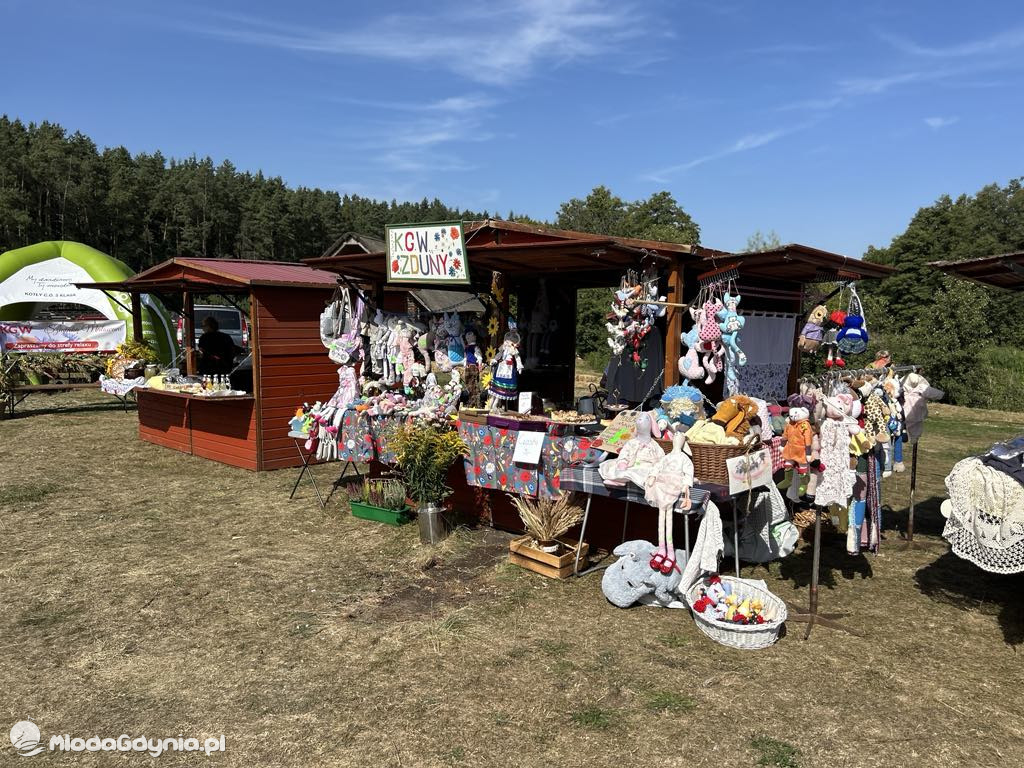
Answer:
[689, 438, 760, 486]
[685, 576, 787, 650]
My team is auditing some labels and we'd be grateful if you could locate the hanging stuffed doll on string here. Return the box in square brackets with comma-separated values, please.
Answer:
[677, 266, 745, 392]
[604, 266, 666, 405]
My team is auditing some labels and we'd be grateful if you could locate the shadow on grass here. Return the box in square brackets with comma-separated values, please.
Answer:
[5, 399, 135, 420]
[915, 550, 1024, 647]
[881, 495, 948, 539]
[778, 531, 874, 591]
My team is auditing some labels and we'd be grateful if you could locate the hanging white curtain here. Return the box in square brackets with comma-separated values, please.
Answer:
[736, 313, 797, 401]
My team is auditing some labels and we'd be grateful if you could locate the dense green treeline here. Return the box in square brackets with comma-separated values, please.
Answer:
[0, 116, 483, 270]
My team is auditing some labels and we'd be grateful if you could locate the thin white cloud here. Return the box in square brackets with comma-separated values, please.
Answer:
[837, 71, 925, 96]
[923, 116, 959, 130]
[746, 43, 831, 56]
[642, 129, 794, 182]
[179, 1, 647, 86]
[880, 27, 1024, 58]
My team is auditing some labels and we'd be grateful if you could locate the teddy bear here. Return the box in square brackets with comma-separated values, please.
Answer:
[797, 304, 827, 353]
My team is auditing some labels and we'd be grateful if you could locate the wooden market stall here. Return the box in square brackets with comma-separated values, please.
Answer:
[306, 220, 894, 402]
[80, 258, 340, 471]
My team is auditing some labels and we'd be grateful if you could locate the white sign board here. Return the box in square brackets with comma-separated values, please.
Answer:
[512, 431, 545, 465]
[386, 221, 469, 284]
[0, 320, 126, 352]
[726, 449, 772, 495]
[518, 391, 533, 414]
[0, 259, 122, 320]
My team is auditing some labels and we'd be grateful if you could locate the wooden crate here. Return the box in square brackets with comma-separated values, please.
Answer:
[509, 535, 589, 579]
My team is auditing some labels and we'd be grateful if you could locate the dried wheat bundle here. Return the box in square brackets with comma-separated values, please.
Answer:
[509, 493, 584, 542]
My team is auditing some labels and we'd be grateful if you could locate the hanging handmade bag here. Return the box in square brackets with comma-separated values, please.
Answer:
[835, 285, 869, 356]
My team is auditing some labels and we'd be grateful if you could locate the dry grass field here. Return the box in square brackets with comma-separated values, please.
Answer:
[2, 393, 1024, 767]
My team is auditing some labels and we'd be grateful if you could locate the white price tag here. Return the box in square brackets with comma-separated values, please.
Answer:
[518, 391, 533, 414]
[512, 430, 545, 465]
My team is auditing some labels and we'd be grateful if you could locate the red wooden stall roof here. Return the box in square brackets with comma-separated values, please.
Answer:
[80, 257, 339, 292]
[303, 219, 892, 284]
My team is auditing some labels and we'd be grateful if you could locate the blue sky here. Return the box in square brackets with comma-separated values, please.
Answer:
[3, 1, 1023, 256]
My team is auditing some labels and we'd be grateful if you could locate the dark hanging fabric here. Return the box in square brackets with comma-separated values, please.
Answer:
[604, 324, 664, 406]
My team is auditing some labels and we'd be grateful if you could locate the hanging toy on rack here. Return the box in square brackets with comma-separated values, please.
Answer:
[717, 292, 746, 396]
[678, 305, 706, 381]
[822, 308, 847, 368]
[797, 304, 828, 354]
[835, 283, 869, 357]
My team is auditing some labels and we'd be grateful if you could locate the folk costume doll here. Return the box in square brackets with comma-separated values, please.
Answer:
[486, 324, 524, 411]
[643, 430, 694, 575]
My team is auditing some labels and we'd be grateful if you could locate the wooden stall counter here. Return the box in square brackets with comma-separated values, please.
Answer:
[137, 388, 258, 470]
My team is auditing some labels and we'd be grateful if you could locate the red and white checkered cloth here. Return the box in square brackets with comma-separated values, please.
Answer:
[767, 435, 785, 473]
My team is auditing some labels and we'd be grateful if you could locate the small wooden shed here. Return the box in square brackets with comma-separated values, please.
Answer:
[82, 257, 340, 470]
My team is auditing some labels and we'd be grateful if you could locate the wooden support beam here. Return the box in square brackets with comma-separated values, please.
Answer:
[663, 260, 684, 390]
[130, 292, 144, 343]
[183, 291, 196, 376]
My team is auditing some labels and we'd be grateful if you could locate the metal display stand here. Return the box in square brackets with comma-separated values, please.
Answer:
[899, 441, 939, 552]
[785, 507, 864, 640]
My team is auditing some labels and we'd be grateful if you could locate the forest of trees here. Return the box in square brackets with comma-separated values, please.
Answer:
[2, 116, 1022, 408]
[0, 117, 484, 270]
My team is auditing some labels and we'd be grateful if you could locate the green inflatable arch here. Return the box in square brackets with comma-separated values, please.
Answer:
[0, 240, 176, 363]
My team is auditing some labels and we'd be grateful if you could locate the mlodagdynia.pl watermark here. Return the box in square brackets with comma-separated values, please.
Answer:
[10, 720, 225, 758]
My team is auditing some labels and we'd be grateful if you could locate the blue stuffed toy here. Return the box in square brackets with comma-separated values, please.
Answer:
[716, 292, 747, 396]
[656, 384, 704, 433]
[836, 314, 868, 355]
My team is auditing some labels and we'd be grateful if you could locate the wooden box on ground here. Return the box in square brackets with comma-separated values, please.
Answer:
[509, 535, 589, 579]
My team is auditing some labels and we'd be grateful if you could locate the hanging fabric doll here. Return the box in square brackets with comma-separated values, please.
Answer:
[327, 366, 358, 412]
[485, 323, 524, 411]
[446, 312, 466, 367]
[599, 411, 665, 487]
[699, 297, 725, 384]
[462, 328, 483, 408]
[815, 394, 860, 509]
[822, 309, 847, 369]
[396, 324, 417, 388]
[902, 372, 944, 442]
[716, 292, 746, 397]
[432, 314, 452, 372]
[836, 284, 869, 357]
[881, 373, 905, 476]
[643, 430, 694, 575]
[797, 305, 827, 353]
[781, 407, 814, 503]
[678, 305, 706, 381]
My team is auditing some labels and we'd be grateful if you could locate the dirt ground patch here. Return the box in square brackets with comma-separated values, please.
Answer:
[2, 391, 1024, 767]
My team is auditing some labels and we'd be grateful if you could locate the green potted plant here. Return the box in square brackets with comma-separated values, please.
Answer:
[346, 478, 411, 526]
[390, 422, 467, 544]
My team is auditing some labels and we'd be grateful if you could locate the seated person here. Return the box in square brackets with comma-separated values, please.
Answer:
[197, 316, 238, 375]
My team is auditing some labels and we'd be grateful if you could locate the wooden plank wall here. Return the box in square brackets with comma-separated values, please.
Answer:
[190, 399, 259, 470]
[253, 286, 340, 470]
[138, 390, 191, 453]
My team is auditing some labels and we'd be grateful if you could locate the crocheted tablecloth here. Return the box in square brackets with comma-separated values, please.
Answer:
[943, 456, 1024, 574]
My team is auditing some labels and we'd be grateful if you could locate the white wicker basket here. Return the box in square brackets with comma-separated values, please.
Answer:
[685, 576, 787, 650]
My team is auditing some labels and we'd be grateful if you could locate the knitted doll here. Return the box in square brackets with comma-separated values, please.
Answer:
[781, 406, 814, 503]
[797, 305, 827, 353]
[485, 325, 524, 412]
[446, 312, 466, 367]
[822, 309, 846, 369]
[815, 394, 860, 509]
